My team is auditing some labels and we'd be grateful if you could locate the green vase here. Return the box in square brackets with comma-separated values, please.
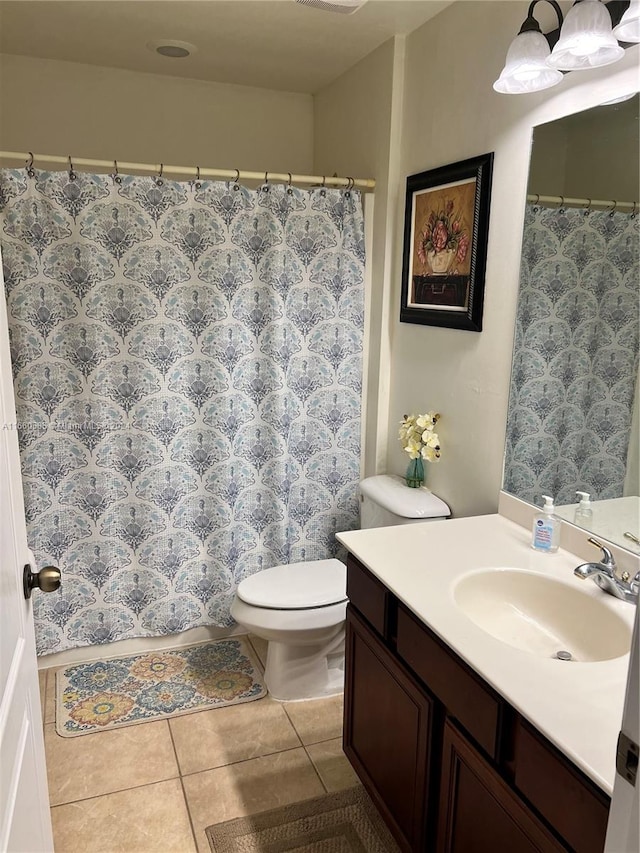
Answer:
[405, 456, 425, 488]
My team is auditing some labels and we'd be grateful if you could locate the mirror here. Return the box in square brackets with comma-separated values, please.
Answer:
[503, 95, 640, 553]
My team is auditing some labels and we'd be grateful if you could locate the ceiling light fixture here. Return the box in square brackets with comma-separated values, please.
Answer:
[295, 0, 368, 14]
[612, 0, 640, 41]
[494, 0, 634, 95]
[146, 40, 197, 59]
[493, 1, 564, 94]
[547, 0, 624, 69]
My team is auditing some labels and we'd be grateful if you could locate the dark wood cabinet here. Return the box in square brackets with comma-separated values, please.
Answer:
[513, 718, 610, 853]
[345, 607, 437, 851]
[343, 554, 611, 853]
[437, 720, 565, 853]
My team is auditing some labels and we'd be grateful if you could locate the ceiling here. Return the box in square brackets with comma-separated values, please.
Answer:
[0, 0, 454, 94]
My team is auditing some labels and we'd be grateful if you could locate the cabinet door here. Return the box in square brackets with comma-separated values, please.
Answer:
[344, 606, 436, 852]
[437, 720, 566, 853]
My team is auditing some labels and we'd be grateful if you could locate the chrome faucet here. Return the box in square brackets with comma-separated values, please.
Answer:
[574, 538, 639, 604]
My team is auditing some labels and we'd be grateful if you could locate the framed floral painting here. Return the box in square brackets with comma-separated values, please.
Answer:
[400, 153, 493, 332]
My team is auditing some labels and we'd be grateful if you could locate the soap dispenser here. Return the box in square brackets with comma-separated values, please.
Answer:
[574, 491, 593, 526]
[531, 495, 560, 553]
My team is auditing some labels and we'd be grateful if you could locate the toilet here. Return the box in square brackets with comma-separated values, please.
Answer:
[231, 474, 450, 701]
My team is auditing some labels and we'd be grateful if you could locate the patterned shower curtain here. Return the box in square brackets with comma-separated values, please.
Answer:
[0, 169, 365, 656]
[504, 203, 639, 506]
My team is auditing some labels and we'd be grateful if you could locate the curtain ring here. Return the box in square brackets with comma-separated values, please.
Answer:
[156, 163, 164, 186]
[263, 171, 269, 192]
[233, 168, 240, 190]
[68, 155, 76, 181]
[26, 151, 35, 177]
[609, 200, 617, 217]
[113, 159, 122, 184]
[583, 198, 592, 217]
[631, 201, 637, 220]
[287, 172, 293, 195]
[194, 165, 201, 189]
[558, 195, 565, 212]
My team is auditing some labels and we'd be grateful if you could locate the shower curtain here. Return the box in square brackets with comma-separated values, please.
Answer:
[0, 169, 365, 655]
[503, 203, 639, 505]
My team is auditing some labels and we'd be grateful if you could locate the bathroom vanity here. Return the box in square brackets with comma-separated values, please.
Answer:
[336, 514, 636, 853]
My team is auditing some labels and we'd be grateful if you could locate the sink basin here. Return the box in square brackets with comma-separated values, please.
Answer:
[454, 569, 631, 662]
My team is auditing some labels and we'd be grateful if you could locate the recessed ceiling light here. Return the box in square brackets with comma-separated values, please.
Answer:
[146, 40, 197, 59]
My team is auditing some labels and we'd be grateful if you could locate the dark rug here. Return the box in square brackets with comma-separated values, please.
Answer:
[206, 785, 400, 852]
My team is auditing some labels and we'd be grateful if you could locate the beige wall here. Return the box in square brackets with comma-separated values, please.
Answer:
[313, 2, 639, 518]
[314, 37, 404, 475]
[0, 53, 313, 173]
[389, 1, 639, 518]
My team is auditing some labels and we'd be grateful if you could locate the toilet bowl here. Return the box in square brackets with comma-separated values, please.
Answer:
[231, 475, 450, 702]
[231, 559, 347, 701]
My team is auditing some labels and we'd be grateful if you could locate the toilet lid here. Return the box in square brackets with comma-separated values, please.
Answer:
[237, 559, 347, 610]
[360, 474, 451, 518]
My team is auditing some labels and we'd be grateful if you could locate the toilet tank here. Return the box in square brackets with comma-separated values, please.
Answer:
[359, 474, 450, 529]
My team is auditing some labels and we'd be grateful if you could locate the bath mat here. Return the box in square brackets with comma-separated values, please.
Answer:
[56, 637, 266, 737]
[205, 785, 400, 852]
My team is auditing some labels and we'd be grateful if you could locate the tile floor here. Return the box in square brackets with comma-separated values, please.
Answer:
[37, 635, 358, 853]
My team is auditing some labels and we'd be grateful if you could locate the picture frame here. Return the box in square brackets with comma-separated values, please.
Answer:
[400, 152, 494, 332]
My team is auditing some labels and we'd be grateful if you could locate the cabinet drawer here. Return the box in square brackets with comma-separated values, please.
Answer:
[514, 719, 609, 853]
[346, 555, 389, 637]
[396, 604, 502, 759]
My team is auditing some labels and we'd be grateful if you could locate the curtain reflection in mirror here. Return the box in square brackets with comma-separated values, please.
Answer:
[503, 202, 639, 505]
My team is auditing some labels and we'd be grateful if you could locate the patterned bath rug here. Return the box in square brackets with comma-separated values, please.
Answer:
[206, 786, 401, 853]
[56, 637, 266, 737]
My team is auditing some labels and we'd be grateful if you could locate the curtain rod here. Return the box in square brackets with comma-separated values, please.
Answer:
[527, 193, 637, 212]
[0, 150, 376, 191]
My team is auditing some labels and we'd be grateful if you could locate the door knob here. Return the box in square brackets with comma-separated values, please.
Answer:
[23, 564, 61, 599]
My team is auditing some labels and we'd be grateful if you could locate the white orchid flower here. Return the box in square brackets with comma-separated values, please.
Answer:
[421, 446, 441, 461]
[399, 411, 442, 461]
[405, 439, 422, 459]
[422, 431, 440, 448]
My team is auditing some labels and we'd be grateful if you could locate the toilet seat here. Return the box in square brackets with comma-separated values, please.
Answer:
[236, 559, 347, 610]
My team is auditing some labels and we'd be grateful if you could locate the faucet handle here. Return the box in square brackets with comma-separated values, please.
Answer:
[588, 537, 616, 572]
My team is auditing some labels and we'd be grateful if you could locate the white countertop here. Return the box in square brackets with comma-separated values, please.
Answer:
[337, 513, 636, 795]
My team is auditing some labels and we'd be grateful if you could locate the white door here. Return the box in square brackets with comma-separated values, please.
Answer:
[605, 605, 639, 853]
[0, 255, 54, 852]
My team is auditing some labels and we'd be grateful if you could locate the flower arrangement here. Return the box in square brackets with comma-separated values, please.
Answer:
[399, 412, 442, 461]
[416, 199, 469, 274]
[398, 412, 441, 488]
